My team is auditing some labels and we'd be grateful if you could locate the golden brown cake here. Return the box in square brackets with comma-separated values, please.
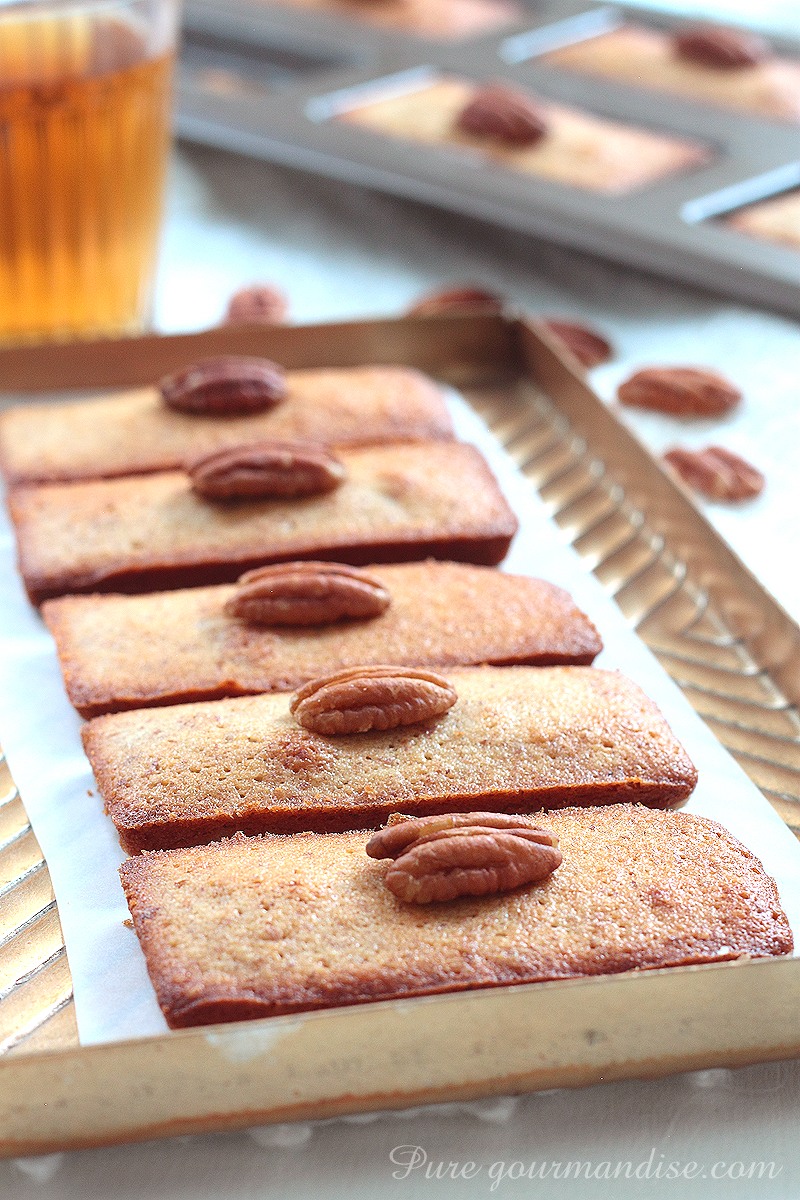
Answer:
[43, 561, 603, 717]
[0, 365, 454, 487]
[118, 806, 792, 1028]
[9, 441, 517, 605]
[83, 665, 698, 852]
[724, 189, 800, 251]
[544, 26, 800, 123]
[338, 77, 709, 195]
[265, 0, 521, 38]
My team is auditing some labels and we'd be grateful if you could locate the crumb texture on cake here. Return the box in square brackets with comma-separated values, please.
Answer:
[10, 441, 517, 604]
[83, 666, 698, 852]
[339, 77, 708, 195]
[544, 26, 800, 122]
[118, 806, 793, 1028]
[0, 365, 454, 486]
[43, 562, 602, 717]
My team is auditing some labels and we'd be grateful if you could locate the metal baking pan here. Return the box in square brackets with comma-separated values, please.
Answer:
[1, 313, 799, 1156]
[176, 1, 800, 316]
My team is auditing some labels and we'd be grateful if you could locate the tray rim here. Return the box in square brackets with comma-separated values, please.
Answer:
[1, 312, 799, 1158]
[3, 954, 800, 1158]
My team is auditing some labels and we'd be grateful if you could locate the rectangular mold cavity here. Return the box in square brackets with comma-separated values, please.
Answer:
[326, 68, 713, 197]
[520, 4, 800, 127]
[180, 26, 353, 97]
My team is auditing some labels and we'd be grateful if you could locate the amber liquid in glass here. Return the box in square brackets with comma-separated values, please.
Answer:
[0, 17, 174, 343]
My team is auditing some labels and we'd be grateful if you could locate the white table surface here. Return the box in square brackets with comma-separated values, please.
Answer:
[4, 0, 800, 1194]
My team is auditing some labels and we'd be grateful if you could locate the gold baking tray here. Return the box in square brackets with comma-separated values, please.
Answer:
[1, 313, 799, 1156]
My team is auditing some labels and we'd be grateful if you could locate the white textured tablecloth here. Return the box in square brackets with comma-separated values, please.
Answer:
[5, 1, 800, 1194]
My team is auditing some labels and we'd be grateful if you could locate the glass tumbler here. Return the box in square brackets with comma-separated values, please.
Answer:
[0, 0, 180, 344]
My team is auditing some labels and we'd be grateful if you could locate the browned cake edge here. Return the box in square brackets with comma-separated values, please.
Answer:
[18, 533, 516, 606]
[99, 780, 696, 856]
[64, 638, 601, 721]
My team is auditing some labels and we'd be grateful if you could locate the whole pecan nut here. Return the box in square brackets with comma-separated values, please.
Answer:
[225, 561, 391, 625]
[160, 356, 287, 416]
[407, 285, 505, 317]
[290, 665, 457, 735]
[188, 441, 346, 500]
[455, 84, 549, 147]
[663, 445, 764, 501]
[366, 810, 557, 859]
[617, 367, 742, 417]
[223, 284, 288, 326]
[541, 319, 614, 369]
[673, 23, 769, 69]
[367, 812, 562, 903]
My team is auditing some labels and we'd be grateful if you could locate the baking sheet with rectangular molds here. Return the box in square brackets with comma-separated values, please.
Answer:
[0, 313, 799, 1155]
[175, 1, 800, 315]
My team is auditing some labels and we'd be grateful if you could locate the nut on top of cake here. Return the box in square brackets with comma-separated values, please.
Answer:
[119, 806, 792, 1028]
[544, 23, 800, 123]
[339, 77, 709, 195]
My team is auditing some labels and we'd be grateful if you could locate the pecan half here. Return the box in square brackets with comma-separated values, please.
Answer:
[455, 84, 549, 147]
[225, 561, 391, 625]
[617, 367, 742, 417]
[367, 812, 561, 904]
[223, 284, 288, 326]
[160, 357, 287, 416]
[663, 445, 764, 501]
[366, 811, 558, 859]
[542, 319, 614, 368]
[673, 24, 769, 69]
[188, 441, 346, 500]
[290, 665, 456, 735]
[407, 285, 505, 317]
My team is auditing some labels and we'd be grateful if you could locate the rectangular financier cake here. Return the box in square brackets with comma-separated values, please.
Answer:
[83, 666, 698, 852]
[9, 441, 517, 604]
[543, 25, 800, 124]
[269, 0, 522, 39]
[43, 561, 602, 717]
[0, 365, 454, 486]
[119, 806, 793, 1028]
[339, 77, 708, 196]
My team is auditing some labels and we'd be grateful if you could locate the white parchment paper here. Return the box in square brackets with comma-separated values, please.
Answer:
[1, 391, 799, 1046]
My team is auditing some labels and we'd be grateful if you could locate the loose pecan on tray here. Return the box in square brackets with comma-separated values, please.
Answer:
[663, 445, 764, 501]
[223, 283, 288, 326]
[542, 319, 614, 368]
[617, 366, 742, 417]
